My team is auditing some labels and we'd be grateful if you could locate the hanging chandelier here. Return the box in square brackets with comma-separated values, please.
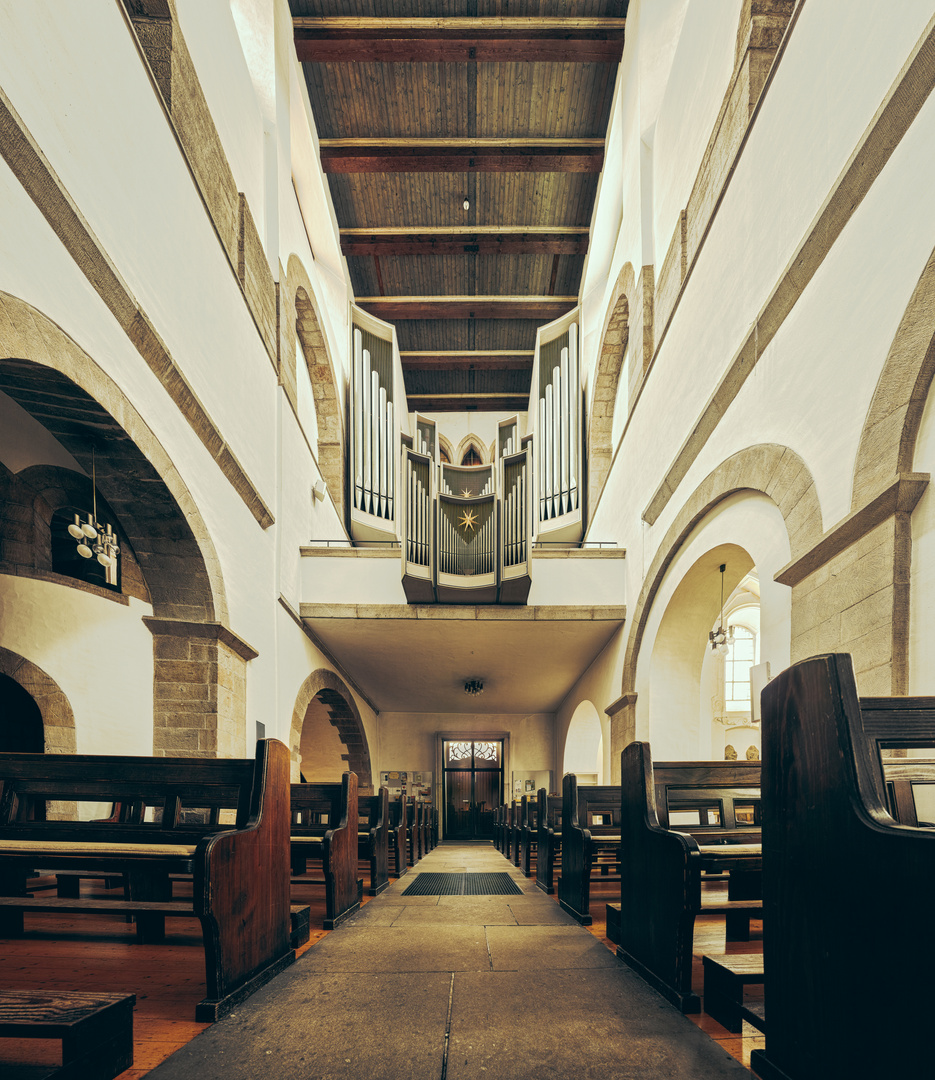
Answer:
[464, 678, 484, 696]
[66, 448, 120, 575]
[709, 563, 733, 655]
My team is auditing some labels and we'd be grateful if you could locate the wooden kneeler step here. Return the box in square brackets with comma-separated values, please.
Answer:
[702, 953, 764, 1033]
[0, 990, 135, 1080]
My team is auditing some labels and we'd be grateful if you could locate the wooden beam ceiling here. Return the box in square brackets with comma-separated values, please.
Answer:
[341, 227, 589, 257]
[357, 296, 577, 320]
[405, 394, 530, 413]
[293, 17, 626, 65]
[400, 351, 534, 371]
[319, 138, 604, 174]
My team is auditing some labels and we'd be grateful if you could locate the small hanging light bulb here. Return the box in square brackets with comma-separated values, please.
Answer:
[68, 513, 84, 540]
[76, 542, 93, 559]
[463, 198, 470, 211]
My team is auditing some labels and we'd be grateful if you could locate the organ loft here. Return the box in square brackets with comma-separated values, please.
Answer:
[1, 2, 934, 1078]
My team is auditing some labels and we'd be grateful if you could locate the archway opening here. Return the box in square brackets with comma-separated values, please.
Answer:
[647, 545, 755, 760]
[563, 700, 604, 783]
[0, 673, 44, 753]
[299, 692, 349, 783]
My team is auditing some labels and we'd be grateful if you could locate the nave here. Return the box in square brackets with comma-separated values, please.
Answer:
[142, 843, 749, 1080]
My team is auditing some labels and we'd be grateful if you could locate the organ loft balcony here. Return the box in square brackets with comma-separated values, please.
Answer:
[293, 303, 626, 713]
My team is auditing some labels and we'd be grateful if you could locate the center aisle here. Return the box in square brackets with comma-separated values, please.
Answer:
[148, 843, 752, 1079]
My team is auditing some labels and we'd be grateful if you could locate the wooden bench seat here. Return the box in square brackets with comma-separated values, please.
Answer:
[557, 776, 623, 925]
[290, 774, 360, 929]
[751, 653, 935, 1080]
[0, 990, 136, 1080]
[0, 740, 294, 1021]
[535, 790, 562, 894]
[357, 787, 390, 896]
[702, 953, 764, 1033]
[615, 746, 762, 1012]
[387, 794, 407, 878]
[519, 794, 538, 878]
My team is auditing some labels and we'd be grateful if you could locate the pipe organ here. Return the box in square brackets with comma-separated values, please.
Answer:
[350, 323, 397, 542]
[533, 317, 583, 544]
[348, 305, 584, 601]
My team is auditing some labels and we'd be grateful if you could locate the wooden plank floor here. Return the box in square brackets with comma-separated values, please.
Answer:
[0, 873, 345, 1078]
[1, 859, 759, 1077]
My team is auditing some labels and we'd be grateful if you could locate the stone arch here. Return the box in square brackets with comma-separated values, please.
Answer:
[612, 445, 820, 766]
[285, 254, 345, 524]
[438, 434, 454, 464]
[290, 668, 373, 792]
[455, 434, 487, 466]
[0, 292, 226, 624]
[852, 242, 935, 509]
[0, 646, 76, 755]
[0, 293, 257, 759]
[588, 262, 635, 523]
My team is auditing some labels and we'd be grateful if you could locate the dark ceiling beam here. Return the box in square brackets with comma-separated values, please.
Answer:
[319, 139, 604, 174]
[293, 17, 626, 64]
[341, 229, 589, 257]
[404, 394, 531, 413]
[401, 351, 534, 371]
[357, 296, 577, 320]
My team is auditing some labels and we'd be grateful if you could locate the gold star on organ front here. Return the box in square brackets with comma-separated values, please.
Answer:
[458, 507, 479, 533]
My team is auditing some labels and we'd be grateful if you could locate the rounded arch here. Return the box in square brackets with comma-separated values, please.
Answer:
[289, 669, 373, 792]
[853, 240, 935, 508]
[646, 544, 754, 760]
[621, 444, 819, 701]
[588, 262, 635, 523]
[0, 646, 76, 754]
[285, 254, 346, 524]
[563, 700, 604, 782]
[0, 292, 226, 624]
[455, 433, 487, 466]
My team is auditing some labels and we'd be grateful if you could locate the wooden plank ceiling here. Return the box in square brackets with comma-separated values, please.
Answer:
[291, 2, 626, 412]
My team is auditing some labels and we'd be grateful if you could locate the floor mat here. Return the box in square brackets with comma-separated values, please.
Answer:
[401, 872, 522, 896]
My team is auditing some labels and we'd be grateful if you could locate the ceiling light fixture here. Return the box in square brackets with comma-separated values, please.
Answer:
[709, 563, 733, 655]
[464, 678, 484, 696]
[463, 198, 470, 211]
[67, 447, 120, 575]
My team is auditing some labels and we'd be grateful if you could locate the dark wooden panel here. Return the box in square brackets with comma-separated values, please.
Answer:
[401, 351, 533, 370]
[340, 230, 589, 256]
[357, 296, 576, 319]
[405, 395, 529, 412]
[320, 142, 605, 173]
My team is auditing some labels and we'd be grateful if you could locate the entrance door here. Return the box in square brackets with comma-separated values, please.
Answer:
[443, 739, 503, 841]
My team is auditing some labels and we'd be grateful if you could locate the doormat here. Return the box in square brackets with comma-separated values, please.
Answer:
[401, 872, 522, 896]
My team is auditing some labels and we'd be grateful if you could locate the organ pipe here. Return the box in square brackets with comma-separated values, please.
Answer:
[536, 321, 581, 526]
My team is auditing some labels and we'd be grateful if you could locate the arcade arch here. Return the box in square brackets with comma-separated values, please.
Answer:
[562, 700, 604, 783]
[290, 668, 373, 792]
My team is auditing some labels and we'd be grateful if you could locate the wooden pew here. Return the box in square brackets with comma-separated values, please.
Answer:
[751, 653, 935, 1080]
[0, 740, 294, 1021]
[535, 790, 562, 894]
[290, 773, 360, 929]
[387, 793, 408, 877]
[405, 799, 421, 866]
[520, 794, 538, 878]
[358, 786, 389, 896]
[557, 776, 622, 925]
[511, 799, 528, 867]
[493, 804, 502, 852]
[615, 744, 762, 1012]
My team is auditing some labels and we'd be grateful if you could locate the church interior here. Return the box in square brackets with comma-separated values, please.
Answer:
[2, 1, 935, 1077]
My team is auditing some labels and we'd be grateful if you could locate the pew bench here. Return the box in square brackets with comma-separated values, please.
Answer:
[751, 656, 935, 1080]
[290, 774, 361, 929]
[701, 953, 765, 1033]
[535, 790, 562, 894]
[519, 795, 538, 878]
[557, 777, 623, 925]
[0, 741, 293, 1021]
[357, 788, 390, 896]
[387, 795, 408, 878]
[0, 990, 136, 1080]
[614, 746, 763, 1012]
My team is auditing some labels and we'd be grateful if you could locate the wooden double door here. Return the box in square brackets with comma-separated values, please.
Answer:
[442, 739, 503, 841]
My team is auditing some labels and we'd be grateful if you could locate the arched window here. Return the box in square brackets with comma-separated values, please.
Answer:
[461, 445, 482, 466]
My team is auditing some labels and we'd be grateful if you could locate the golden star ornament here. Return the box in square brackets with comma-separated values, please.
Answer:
[458, 507, 479, 532]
